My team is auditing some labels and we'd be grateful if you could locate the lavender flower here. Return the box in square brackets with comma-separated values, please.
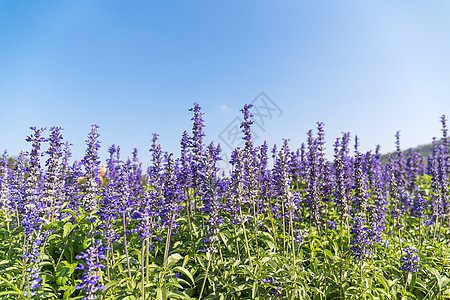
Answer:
[21, 232, 48, 297]
[132, 189, 156, 240]
[306, 130, 322, 228]
[162, 153, 182, 225]
[399, 247, 420, 273]
[334, 134, 351, 220]
[328, 220, 338, 230]
[229, 148, 246, 222]
[9, 151, 27, 226]
[427, 139, 442, 222]
[43, 126, 64, 220]
[201, 142, 223, 252]
[75, 242, 106, 300]
[65, 160, 83, 212]
[23, 127, 46, 236]
[350, 215, 370, 260]
[294, 229, 308, 243]
[179, 130, 192, 188]
[353, 149, 368, 215]
[366, 205, 385, 246]
[148, 133, 163, 189]
[240, 104, 254, 153]
[273, 141, 293, 211]
[0, 151, 11, 218]
[189, 103, 206, 191]
[81, 125, 101, 213]
[413, 192, 428, 220]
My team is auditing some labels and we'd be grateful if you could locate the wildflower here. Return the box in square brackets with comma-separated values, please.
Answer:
[147, 133, 163, 189]
[43, 126, 64, 220]
[306, 130, 322, 228]
[189, 103, 206, 190]
[328, 220, 338, 230]
[367, 205, 385, 245]
[75, 241, 106, 300]
[23, 127, 46, 236]
[399, 247, 420, 273]
[81, 125, 101, 213]
[0, 151, 11, 218]
[294, 229, 308, 243]
[240, 104, 254, 153]
[350, 215, 370, 260]
[21, 233, 48, 297]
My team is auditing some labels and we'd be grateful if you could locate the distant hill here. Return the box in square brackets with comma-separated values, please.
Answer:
[380, 142, 438, 164]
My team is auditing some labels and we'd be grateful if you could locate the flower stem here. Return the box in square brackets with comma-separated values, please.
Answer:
[122, 212, 132, 278]
[199, 249, 214, 300]
[239, 208, 253, 269]
[141, 239, 145, 300]
[163, 216, 174, 268]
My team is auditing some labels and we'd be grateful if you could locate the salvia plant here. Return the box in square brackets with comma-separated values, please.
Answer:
[0, 109, 450, 300]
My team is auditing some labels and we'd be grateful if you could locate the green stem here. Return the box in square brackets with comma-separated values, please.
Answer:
[122, 212, 132, 278]
[234, 226, 240, 257]
[360, 260, 364, 297]
[146, 237, 150, 284]
[20, 234, 30, 290]
[163, 216, 174, 268]
[267, 195, 278, 251]
[141, 239, 145, 300]
[290, 211, 296, 269]
[55, 227, 76, 270]
[282, 203, 286, 256]
[106, 249, 111, 281]
[239, 208, 253, 269]
[199, 249, 214, 300]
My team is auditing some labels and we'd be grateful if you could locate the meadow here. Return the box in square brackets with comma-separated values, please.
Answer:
[0, 103, 450, 299]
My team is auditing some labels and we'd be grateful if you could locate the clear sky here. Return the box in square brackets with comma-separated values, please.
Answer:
[1, 0, 450, 170]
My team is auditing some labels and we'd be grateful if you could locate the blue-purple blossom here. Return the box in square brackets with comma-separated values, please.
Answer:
[75, 242, 107, 300]
[43, 126, 64, 220]
[22, 127, 46, 236]
[350, 215, 370, 260]
[0, 151, 11, 218]
[21, 231, 49, 297]
[399, 247, 420, 273]
[81, 125, 101, 213]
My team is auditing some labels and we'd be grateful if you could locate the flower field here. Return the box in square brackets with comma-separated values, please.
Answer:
[1, 103, 450, 299]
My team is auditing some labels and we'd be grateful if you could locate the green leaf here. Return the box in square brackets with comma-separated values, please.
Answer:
[410, 273, 417, 290]
[164, 282, 183, 289]
[441, 276, 450, 289]
[167, 253, 183, 269]
[173, 266, 195, 286]
[168, 290, 191, 300]
[0, 275, 26, 299]
[56, 261, 78, 287]
[252, 281, 258, 299]
[103, 280, 120, 293]
[63, 222, 76, 239]
[0, 291, 20, 297]
[430, 267, 442, 291]
[63, 286, 75, 300]
[157, 286, 168, 300]
[60, 209, 80, 223]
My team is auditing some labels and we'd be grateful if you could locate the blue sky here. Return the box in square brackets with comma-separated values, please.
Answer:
[1, 0, 450, 169]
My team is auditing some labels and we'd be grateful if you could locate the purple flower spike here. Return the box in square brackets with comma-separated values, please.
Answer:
[81, 125, 101, 213]
[399, 247, 420, 273]
[75, 241, 106, 300]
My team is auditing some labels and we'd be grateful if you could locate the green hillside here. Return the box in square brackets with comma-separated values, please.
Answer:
[380, 141, 438, 164]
